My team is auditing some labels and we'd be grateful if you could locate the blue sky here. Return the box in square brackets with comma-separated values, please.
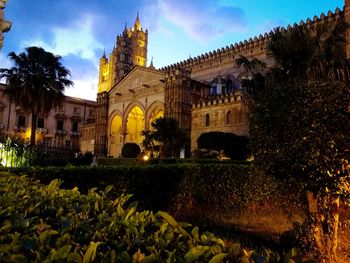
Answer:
[0, 0, 343, 101]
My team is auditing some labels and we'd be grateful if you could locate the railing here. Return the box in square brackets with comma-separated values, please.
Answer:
[55, 129, 66, 135]
[70, 131, 80, 136]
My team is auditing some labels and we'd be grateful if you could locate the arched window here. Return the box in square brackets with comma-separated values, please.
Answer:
[226, 111, 232, 125]
[205, 113, 210, 126]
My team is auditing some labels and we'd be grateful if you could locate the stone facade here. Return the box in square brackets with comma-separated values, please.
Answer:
[95, 4, 350, 157]
[0, 84, 96, 152]
[0, 0, 11, 50]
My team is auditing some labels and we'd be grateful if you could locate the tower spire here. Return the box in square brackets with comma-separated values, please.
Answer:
[133, 11, 141, 31]
[149, 57, 155, 69]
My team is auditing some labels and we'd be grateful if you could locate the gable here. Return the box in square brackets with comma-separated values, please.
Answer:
[109, 66, 165, 95]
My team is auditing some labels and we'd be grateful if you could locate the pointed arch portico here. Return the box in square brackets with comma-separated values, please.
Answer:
[146, 101, 165, 130]
[108, 110, 123, 157]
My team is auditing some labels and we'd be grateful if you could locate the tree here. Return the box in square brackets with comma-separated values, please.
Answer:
[244, 19, 350, 262]
[142, 117, 188, 158]
[0, 46, 73, 145]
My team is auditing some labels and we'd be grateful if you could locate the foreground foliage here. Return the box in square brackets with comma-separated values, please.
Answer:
[0, 172, 289, 262]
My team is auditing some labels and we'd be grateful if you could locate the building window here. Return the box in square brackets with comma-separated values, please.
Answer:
[73, 106, 80, 114]
[226, 111, 232, 125]
[56, 105, 65, 112]
[56, 120, 64, 130]
[17, 115, 26, 128]
[211, 86, 217, 95]
[72, 121, 78, 132]
[37, 117, 44, 128]
[205, 113, 210, 127]
[66, 140, 71, 147]
[89, 110, 95, 117]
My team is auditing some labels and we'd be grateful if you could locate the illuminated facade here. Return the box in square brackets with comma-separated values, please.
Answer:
[0, 84, 96, 152]
[95, 4, 350, 157]
[0, 0, 11, 50]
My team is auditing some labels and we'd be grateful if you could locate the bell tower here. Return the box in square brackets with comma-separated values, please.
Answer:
[114, 12, 148, 83]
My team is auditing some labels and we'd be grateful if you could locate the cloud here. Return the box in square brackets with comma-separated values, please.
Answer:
[65, 75, 98, 101]
[22, 14, 103, 60]
[156, 0, 246, 42]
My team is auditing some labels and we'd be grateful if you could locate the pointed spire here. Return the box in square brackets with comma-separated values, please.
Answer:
[133, 11, 141, 31]
[149, 57, 155, 69]
[101, 49, 106, 59]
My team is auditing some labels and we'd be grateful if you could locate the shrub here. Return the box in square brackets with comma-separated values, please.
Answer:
[0, 172, 283, 262]
[5, 164, 291, 215]
[121, 143, 141, 158]
[197, 132, 250, 160]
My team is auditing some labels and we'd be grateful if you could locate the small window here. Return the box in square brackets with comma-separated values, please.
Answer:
[56, 105, 64, 112]
[56, 120, 64, 130]
[226, 111, 232, 125]
[211, 86, 217, 95]
[17, 115, 26, 128]
[73, 106, 80, 114]
[205, 113, 210, 127]
[37, 118, 44, 128]
[72, 121, 78, 132]
[89, 110, 95, 117]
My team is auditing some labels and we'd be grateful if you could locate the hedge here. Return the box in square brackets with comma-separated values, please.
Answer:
[0, 172, 287, 262]
[5, 164, 288, 215]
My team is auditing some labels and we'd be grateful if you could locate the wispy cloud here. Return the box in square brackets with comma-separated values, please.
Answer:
[22, 14, 103, 60]
[156, 0, 246, 42]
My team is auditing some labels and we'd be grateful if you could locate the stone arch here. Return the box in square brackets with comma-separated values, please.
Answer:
[146, 101, 165, 130]
[124, 104, 146, 145]
[108, 111, 123, 157]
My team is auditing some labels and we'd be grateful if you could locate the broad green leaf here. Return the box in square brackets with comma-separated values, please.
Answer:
[156, 211, 178, 227]
[51, 245, 72, 260]
[140, 254, 157, 263]
[117, 251, 131, 263]
[208, 253, 227, 263]
[83, 241, 101, 263]
[184, 246, 210, 262]
[68, 252, 83, 263]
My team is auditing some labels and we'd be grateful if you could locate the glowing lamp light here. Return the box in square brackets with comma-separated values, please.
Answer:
[142, 155, 149, 161]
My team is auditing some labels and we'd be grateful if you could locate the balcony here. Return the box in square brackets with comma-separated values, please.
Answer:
[36, 128, 48, 133]
[70, 131, 80, 136]
[55, 129, 66, 135]
[14, 126, 27, 132]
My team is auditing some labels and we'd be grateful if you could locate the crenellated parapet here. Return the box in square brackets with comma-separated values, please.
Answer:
[192, 90, 243, 109]
[160, 7, 344, 80]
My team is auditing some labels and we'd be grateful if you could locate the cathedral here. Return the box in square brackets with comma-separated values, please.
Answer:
[93, 3, 350, 157]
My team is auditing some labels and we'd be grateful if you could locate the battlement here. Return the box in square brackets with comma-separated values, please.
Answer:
[161, 7, 343, 73]
[192, 90, 243, 109]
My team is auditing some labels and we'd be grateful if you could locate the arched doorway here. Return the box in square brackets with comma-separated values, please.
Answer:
[148, 107, 164, 130]
[126, 106, 145, 144]
[109, 114, 122, 157]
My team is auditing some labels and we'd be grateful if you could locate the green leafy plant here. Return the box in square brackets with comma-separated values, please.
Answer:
[0, 172, 291, 262]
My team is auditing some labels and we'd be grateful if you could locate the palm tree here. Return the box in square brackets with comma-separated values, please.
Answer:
[0, 46, 73, 145]
[235, 55, 266, 108]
